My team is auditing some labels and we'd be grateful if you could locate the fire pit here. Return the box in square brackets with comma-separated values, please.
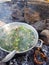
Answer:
[0, 1, 49, 65]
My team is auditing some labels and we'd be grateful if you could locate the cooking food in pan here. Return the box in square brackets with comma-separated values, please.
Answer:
[0, 26, 35, 52]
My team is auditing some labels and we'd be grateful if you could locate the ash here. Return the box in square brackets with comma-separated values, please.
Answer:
[0, 1, 49, 65]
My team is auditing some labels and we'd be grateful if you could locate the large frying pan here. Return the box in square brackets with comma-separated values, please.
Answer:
[0, 22, 43, 62]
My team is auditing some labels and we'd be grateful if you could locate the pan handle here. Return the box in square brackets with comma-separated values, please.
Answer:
[1, 50, 16, 62]
[36, 39, 44, 48]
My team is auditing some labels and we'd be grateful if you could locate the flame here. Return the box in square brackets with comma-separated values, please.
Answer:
[45, 0, 49, 2]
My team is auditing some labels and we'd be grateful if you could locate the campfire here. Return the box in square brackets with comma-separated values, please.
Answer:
[0, 0, 49, 65]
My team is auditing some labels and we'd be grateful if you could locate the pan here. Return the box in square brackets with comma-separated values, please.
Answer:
[0, 22, 43, 62]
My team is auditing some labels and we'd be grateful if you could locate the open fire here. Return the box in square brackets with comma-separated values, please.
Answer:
[0, 0, 49, 65]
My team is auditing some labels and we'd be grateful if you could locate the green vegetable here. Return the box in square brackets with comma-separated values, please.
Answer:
[0, 26, 35, 52]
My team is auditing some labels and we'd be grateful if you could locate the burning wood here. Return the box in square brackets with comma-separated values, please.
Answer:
[24, 7, 40, 24]
[34, 48, 48, 64]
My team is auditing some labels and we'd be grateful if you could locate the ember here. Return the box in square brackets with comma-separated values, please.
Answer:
[0, 1, 49, 65]
[34, 48, 48, 64]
